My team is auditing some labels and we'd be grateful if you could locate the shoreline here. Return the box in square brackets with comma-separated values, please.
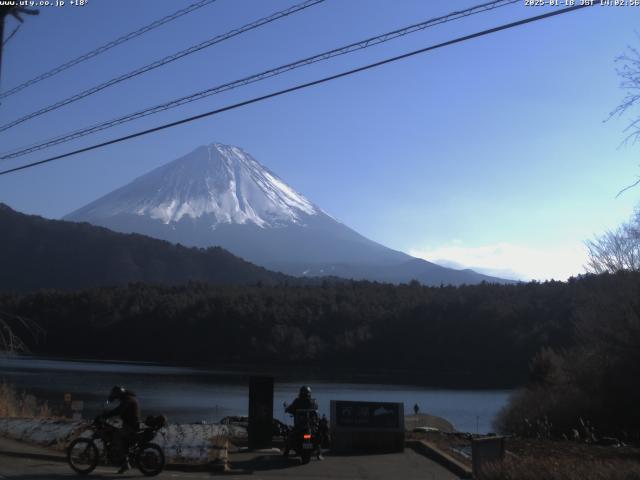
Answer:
[1, 354, 520, 390]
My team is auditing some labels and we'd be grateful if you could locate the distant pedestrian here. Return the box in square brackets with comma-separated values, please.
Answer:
[413, 403, 419, 416]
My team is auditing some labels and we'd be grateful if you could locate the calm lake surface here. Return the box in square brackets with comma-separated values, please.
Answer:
[0, 356, 512, 433]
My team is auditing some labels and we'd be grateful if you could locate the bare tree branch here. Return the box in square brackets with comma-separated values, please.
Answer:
[616, 175, 640, 198]
[585, 209, 640, 273]
[608, 36, 640, 159]
[0, 310, 43, 354]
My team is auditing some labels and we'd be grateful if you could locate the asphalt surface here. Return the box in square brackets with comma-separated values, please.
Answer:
[0, 437, 459, 480]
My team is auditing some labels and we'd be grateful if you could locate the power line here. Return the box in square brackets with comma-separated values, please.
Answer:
[2, 24, 20, 47]
[0, 0, 518, 159]
[0, 0, 218, 100]
[0, 0, 326, 133]
[0, 3, 595, 178]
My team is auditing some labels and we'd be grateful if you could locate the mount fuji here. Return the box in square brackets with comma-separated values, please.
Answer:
[65, 143, 510, 285]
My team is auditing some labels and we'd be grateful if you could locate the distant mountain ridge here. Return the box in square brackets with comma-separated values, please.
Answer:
[0, 203, 291, 292]
[65, 143, 513, 286]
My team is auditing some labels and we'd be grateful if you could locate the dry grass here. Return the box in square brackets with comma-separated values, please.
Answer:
[482, 456, 640, 480]
[407, 432, 640, 479]
[0, 382, 50, 418]
[483, 436, 640, 479]
[507, 437, 640, 462]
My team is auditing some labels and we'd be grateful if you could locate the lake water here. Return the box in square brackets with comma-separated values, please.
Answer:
[0, 356, 512, 433]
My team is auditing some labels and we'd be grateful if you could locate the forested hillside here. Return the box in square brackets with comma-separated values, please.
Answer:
[0, 203, 291, 291]
[2, 272, 623, 388]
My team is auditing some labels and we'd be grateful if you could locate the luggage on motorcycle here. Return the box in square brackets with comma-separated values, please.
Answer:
[144, 415, 167, 429]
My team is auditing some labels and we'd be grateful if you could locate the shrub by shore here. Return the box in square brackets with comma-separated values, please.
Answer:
[483, 456, 640, 480]
[0, 382, 49, 418]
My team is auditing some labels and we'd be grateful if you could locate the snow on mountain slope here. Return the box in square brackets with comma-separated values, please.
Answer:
[65, 142, 512, 285]
[68, 143, 318, 228]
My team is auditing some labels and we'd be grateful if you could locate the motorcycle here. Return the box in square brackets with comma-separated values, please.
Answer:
[66, 415, 166, 476]
[287, 409, 320, 464]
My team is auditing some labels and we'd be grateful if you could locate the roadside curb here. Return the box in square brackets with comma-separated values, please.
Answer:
[406, 439, 472, 479]
[0, 448, 235, 474]
[0, 449, 64, 463]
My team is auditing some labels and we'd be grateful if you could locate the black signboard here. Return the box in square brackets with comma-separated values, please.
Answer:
[333, 400, 401, 429]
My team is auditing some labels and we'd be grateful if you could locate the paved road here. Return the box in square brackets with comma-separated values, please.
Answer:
[0, 437, 459, 480]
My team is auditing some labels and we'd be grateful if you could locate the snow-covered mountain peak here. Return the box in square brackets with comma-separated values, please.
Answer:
[67, 143, 319, 227]
[64, 142, 513, 286]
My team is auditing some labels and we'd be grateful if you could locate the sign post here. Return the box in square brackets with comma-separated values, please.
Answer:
[248, 376, 274, 450]
[63, 393, 72, 418]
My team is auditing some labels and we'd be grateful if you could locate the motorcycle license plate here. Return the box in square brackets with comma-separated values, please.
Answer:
[302, 442, 313, 450]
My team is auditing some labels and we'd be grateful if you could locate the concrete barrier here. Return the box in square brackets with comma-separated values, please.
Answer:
[406, 439, 472, 479]
[0, 417, 244, 465]
[472, 436, 505, 479]
[330, 400, 404, 453]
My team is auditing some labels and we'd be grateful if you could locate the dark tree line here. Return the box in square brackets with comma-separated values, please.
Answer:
[496, 271, 640, 440]
[6, 271, 640, 437]
[0, 274, 598, 388]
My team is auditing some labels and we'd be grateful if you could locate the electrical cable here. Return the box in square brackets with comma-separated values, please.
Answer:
[2, 24, 20, 47]
[0, 0, 326, 132]
[0, 3, 595, 177]
[0, 0, 518, 158]
[0, 0, 218, 99]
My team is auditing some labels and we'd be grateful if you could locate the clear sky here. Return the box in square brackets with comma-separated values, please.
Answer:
[0, 0, 639, 281]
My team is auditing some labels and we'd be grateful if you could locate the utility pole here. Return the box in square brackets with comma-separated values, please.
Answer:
[0, 6, 39, 86]
[0, 7, 8, 83]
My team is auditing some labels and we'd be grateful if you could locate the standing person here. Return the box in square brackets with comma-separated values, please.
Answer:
[100, 386, 140, 474]
[412, 403, 421, 430]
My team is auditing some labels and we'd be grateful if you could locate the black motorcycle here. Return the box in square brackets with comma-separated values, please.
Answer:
[287, 409, 320, 464]
[66, 415, 166, 476]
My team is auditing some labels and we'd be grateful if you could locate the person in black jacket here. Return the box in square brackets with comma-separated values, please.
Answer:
[284, 386, 323, 460]
[285, 386, 318, 415]
[101, 386, 140, 474]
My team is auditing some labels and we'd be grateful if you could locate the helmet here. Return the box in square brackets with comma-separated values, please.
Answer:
[108, 386, 125, 402]
[299, 386, 312, 398]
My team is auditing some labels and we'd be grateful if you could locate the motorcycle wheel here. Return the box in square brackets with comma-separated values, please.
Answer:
[300, 451, 312, 464]
[135, 442, 165, 477]
[67, 438, 99, 475]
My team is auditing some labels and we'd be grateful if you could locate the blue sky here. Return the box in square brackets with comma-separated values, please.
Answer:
[0, 0, 639, 281]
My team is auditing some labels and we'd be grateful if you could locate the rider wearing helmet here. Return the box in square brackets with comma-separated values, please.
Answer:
[284, 386, 323, 460]
[285, 386, 318, 414]
[101, 386, 140, 474]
